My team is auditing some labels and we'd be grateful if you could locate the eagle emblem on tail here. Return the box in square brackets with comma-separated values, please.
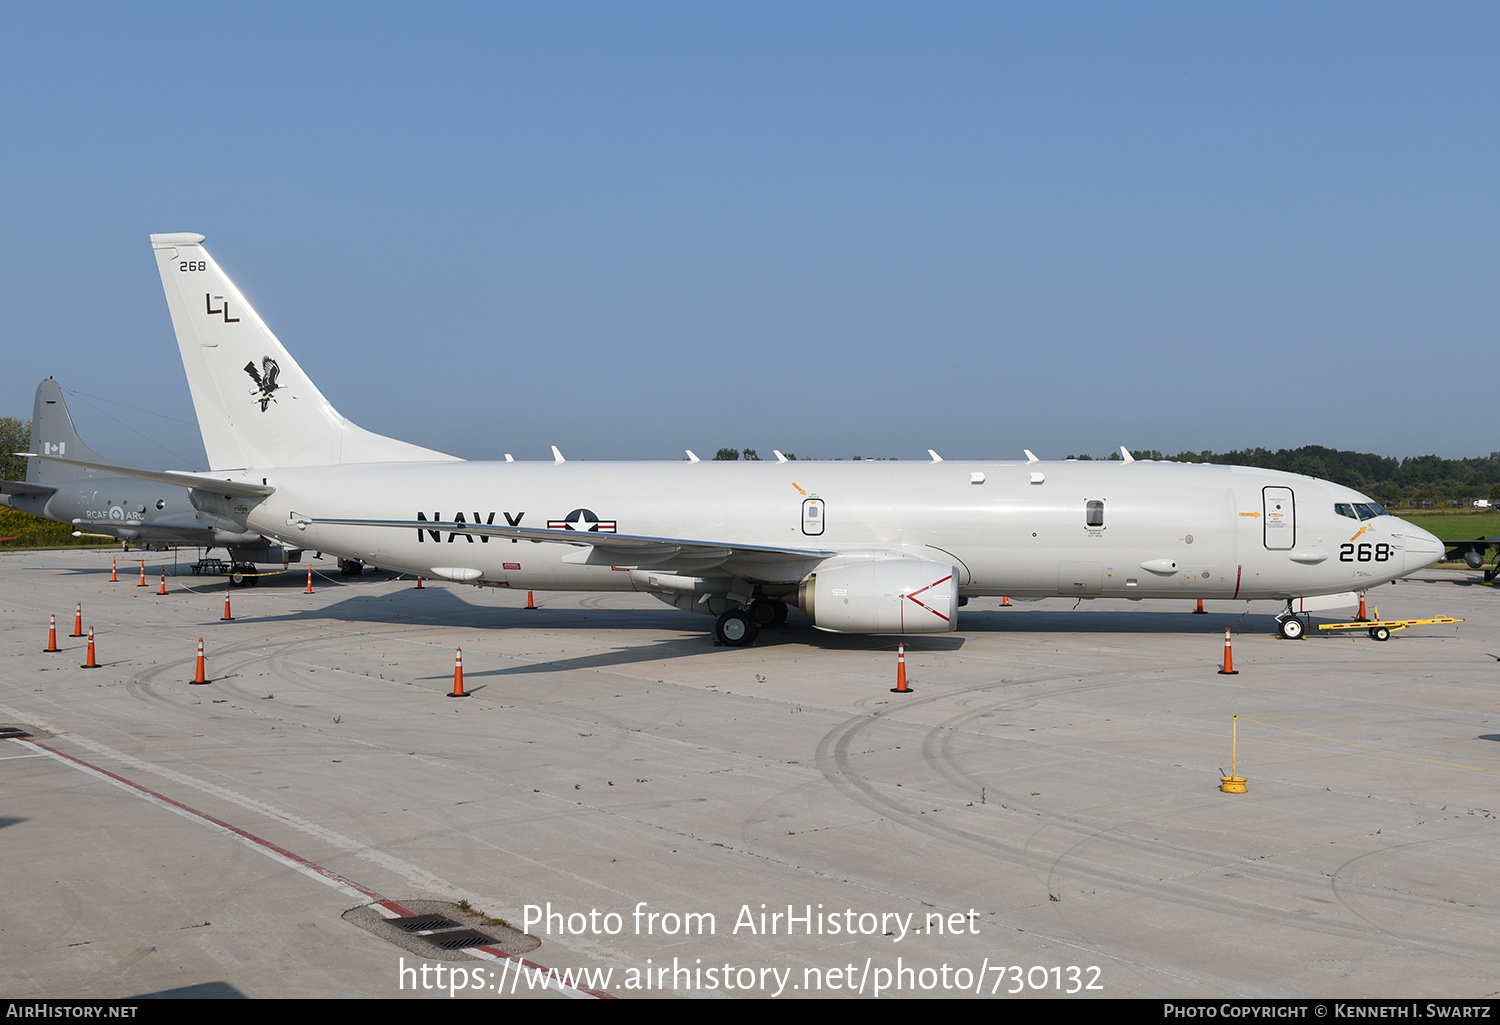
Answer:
[244, 357, 282, 411]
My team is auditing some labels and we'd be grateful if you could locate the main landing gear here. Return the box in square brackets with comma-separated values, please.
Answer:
[229, 564, 259, 588]
[715, 599, 789, 646]
[715, 609, 758, 646]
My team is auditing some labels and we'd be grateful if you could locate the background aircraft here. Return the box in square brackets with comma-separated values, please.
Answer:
[0, 378, 318, 584]
[1443, 537, 1500, 581]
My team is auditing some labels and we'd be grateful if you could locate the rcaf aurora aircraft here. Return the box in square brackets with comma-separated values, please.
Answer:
[37, 234, 1449, 646]
[2, 378, 296, 583]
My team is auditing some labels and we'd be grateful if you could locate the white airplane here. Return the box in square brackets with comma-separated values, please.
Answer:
[40, 233, 1448, 646]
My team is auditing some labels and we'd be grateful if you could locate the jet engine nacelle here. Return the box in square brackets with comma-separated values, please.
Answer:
[799, 559, 959, 634]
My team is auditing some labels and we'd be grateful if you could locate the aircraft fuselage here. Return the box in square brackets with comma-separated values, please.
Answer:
[255, 457, 1442, 601]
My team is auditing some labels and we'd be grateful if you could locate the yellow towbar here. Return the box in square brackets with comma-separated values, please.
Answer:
[1316, 615, 1463, 642]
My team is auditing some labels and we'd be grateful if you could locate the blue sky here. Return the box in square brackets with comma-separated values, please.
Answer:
[2, 3, 1497, 467]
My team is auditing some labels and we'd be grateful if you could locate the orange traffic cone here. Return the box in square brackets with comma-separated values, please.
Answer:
[415, 576, 424, 589]
[71, 603, 84, 637]
[137, 562, 147, 587]
[81, 626, 99, 669]
[1194, 599, 1207, 614]
[1356, 592, 1368, 621]
[448, 647, 468, 697]
[306, 565, 314, 593]
[111, 556, 118, 582]
[890, 643, 913, 693]
[525, 590, 537, 610]
[221, 588, 233, 622]
[1218, 628, 1239, 675]
[191, 638, 208, 684]
[44, 614, 59, 652]
[159, 569, 167, 595]
[1001, 595, 1011, 606]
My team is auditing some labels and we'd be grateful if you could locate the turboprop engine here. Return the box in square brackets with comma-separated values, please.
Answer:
[798, 559, 959, 634]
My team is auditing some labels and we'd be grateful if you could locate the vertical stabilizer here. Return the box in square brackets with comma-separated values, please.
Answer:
[28, 379, 112, 484]
[149, 233, 458, 470]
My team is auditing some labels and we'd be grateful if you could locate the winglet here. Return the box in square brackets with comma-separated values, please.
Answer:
[773, 450, 787, 463]
[928, 449, 943, 463]
[552, 446, 566, 464]
[1120, 446, 1135, 463]
[1024, 449, 1039, 464]
[686, 450, 700, 463]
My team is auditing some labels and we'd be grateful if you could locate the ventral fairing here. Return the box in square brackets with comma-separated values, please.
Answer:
[38, 234, 1448, 646]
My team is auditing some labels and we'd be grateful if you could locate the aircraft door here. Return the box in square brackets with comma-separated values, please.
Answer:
[802, 498, 825, 536]
[1263, 487, 1295, 550]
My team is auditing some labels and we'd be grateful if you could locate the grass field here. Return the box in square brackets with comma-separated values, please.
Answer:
[0, 508, 109, 549]
[1395, 508, 1500, 541]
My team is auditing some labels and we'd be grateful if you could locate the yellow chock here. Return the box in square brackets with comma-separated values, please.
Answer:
[1220, 715, 1248, 794]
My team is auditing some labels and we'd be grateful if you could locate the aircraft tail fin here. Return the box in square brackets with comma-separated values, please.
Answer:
[27, 379, 113, 484]
[149, 233, 460, 470]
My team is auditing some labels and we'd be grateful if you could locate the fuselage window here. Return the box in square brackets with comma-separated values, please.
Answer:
[1085, 500, 1104, 528]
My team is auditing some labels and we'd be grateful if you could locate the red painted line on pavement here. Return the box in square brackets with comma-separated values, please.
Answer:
[14, 737, 612, 999]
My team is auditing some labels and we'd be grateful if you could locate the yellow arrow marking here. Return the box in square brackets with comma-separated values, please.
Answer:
[791, 482, 806, 496]
[1239, 512, 1261, 517]
[1349, 526, 1367, 543]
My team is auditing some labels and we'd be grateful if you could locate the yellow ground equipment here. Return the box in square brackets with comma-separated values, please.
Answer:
[1315, 613, 1463, 642]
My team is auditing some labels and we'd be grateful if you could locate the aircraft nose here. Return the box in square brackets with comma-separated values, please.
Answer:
[1394, 519, 1445, 574]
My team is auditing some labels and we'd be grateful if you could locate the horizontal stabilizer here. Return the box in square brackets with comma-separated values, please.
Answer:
[0, 479, 58, 499]
[25, 454, 275, 499]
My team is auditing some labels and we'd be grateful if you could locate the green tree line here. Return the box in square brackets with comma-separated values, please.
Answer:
[1069, 445, 1500, 507]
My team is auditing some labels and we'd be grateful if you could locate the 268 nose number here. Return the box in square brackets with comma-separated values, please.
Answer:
[1340, 542, 1392, 563]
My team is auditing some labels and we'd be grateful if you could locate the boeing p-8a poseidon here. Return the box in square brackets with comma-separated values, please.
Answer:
[45, 233, 1448, 647]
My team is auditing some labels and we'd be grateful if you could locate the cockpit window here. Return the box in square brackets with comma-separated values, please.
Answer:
[1337, 502, 1387, 521]
[1335, 503, 1357, 519]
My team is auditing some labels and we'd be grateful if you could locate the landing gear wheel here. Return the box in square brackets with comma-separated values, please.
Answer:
[715, 609, 759, 647]
[1368, 626, 1390, 641]
[1277, 616, 1304, 640]
[229, 566, 252, 588]
[749, 598, 788, 628]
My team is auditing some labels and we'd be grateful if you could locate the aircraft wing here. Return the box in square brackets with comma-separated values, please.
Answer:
[68, 518, 219, 541]
[22, 455, 275, 499]
[1443, 537, 1500, 561]
[0, 480, 58, 499]
[311, 517, 836, 571]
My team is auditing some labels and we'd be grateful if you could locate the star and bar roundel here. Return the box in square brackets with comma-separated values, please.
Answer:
[547, 508, 617, 533]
